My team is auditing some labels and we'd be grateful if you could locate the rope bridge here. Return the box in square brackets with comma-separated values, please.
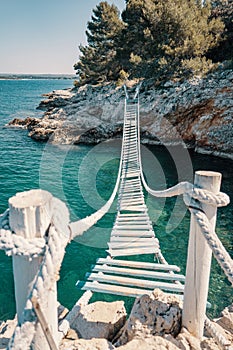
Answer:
[76, 86, 186, 299]
[0, 84, 232, 349]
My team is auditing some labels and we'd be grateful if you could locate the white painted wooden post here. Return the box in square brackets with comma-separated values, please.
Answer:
[9, 189, 58, 350]
[182, 171, 222, 339]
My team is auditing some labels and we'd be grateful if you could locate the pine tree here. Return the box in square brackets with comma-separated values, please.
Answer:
[74, 2, 124, 85]
[121, 0, 225, 78]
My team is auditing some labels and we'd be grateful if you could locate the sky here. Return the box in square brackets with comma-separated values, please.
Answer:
[0, 0, 125, 75]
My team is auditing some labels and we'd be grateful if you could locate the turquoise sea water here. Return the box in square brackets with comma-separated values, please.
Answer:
[0, 79, 232, 321]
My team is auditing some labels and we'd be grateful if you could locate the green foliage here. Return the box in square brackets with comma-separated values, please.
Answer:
[74, 0, 225, 85]
[74, 1, 125, 85]
[122, 0, 224, 79]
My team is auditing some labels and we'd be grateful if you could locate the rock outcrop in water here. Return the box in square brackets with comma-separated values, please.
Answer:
[9, 67, 233, 159]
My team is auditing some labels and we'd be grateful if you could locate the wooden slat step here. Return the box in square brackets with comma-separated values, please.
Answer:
[119, 185, 141, 190]
[120, 182, 141, 188]
[92, 264, 185, 281]
[119, 206, 147, 211]
[116, 216, 150, 220]
[117, 213, 149, 217]
[119, 191, 142, 197]
[113, 225, 152, 230]
[86, 273, 184, 293]
[76, 281, 153, 297]
[119, 201, 145, 207]
[107, 247, 159, 257]
[108, 241, 158, 249]
[115, 219, 150, 224]
[97, 258, 181, 272]
[110, 237, 157, 243]
[111, 230, 154, 237]
[120, 196, 144, 202]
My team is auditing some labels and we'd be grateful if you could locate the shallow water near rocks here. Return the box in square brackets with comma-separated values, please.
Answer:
[0, 79, 232, 321]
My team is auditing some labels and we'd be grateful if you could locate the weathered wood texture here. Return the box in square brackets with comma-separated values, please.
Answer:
[182, 171, 222, 338]
[9, 189, 58, 350]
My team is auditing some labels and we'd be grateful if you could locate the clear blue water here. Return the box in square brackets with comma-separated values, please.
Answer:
[0, 79, 232, 321]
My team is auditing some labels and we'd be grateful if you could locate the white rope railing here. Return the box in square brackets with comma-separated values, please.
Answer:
[69, 97, 127, 238]
[135, 88, 232, 285]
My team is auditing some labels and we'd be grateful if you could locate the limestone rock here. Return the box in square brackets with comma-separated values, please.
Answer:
[8, 68, 233, 159]
[115, 289, 182, 346]
[8, 116, 40, 129]
[201, 338, 222, 350]
[71, 301, 126, 341]
[59, 338, 115, 350]
[214, 303, 233, 335]
[116, 336, 180, 350]
[175, 328, 201, 350]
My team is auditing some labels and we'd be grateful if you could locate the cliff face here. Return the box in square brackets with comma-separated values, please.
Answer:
[10, 68, 233, 159]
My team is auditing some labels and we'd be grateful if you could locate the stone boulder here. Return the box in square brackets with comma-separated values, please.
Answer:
[116, 336, 180, 350]
[70, 301, 126, 341]
[8, 117, 40, 129]
[115, 289, 182, 346]
[214, 303, 233, 335]
[60, 338, 115, 350]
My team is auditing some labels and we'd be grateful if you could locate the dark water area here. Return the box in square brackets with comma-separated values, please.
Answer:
[0, 79, 232, 321]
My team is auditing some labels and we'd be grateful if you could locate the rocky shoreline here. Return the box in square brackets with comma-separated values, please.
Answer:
[8, 67, 233, 160]
[1, 289, 232, 349]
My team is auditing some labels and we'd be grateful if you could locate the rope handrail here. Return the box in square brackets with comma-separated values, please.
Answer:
[135, 91, 232, 286]
[69, 98, 127, 239]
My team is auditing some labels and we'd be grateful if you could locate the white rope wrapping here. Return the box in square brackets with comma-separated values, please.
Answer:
[8, 224, 68, 349]
[189, 208, 233, 286]
[205, 317, 233, 350]
[0, 229, 45, 258]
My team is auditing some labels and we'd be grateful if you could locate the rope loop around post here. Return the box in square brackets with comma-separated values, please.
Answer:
[0, 229, 46, 258]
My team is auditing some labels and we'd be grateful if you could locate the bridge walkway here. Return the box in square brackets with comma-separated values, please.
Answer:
[76, 90, 185, 299]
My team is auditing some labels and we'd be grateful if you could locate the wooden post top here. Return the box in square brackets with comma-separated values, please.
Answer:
[194, 171, 221, 193]
[9, 189, 52, 209]
[9, 189, 53, 239]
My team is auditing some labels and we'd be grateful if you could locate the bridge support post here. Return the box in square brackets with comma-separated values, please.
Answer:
[182, 171, 222, 339]
[9, 189, 58, 350]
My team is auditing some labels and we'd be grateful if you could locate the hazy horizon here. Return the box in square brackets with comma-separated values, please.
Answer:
[0, 0, 124, 75]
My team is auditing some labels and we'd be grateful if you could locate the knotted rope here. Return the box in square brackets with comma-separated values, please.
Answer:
[0, 229, 45, 258]
[140, 176, 232, 285]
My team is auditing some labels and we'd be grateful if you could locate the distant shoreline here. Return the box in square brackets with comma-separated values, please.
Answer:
[0, 74, 75, 80]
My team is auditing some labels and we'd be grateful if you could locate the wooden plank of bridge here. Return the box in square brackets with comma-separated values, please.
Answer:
[97, 258, 181, 272]
[92, 264, 185, 281]
[86, 273, 184, 293]
[77, 281, 185, 300]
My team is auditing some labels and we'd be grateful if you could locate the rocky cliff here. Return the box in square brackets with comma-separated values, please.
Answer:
[9, 68, 233, 159]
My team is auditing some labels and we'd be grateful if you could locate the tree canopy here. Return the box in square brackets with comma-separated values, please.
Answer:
[74, 0, 228, 85]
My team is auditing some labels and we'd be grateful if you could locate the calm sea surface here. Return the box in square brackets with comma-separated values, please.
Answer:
[0, 79, 232, 320]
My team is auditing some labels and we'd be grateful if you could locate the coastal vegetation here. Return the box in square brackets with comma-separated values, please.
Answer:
[74, 0, 232, 86]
